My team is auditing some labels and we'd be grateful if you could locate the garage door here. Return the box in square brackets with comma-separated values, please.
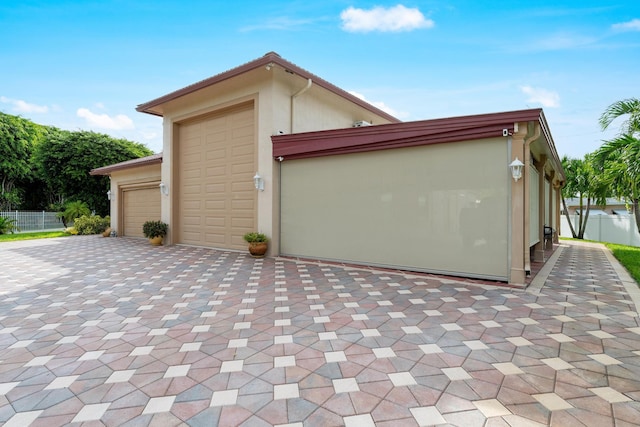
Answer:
[280, 139, 510, 281]
[122, 185, 161, 237]
[176, 102, 256, 250]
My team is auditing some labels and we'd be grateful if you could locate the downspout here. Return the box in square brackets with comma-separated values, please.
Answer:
[523, 123, 541, 274]
[290, 79, 312, 133]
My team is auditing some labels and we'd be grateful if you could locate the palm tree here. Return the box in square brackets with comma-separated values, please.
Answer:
[599, 98, 640, 135]
[595, 98, 640, 233]
[561, 155, 607, 239]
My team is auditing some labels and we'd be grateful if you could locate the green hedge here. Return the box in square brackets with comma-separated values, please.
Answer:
[73, 215, 110, 235]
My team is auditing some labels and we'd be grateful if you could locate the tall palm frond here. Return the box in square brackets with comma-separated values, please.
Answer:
[599, 98, 640, 134]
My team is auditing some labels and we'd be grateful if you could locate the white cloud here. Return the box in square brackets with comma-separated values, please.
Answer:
[77, 108, 134, 130]
[348, 90, 407, 118]
[0, 96, 49, 113]
[341, 5, 434, 33]
[520, 86, 560, 108]
[612, 18, 640, 32]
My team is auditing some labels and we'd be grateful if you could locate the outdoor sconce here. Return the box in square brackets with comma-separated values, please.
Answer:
[159, 182, 169, 196]
[106, 190, 111, 201]
[253, 173, 264, 191]
[509, 157, 524, 182]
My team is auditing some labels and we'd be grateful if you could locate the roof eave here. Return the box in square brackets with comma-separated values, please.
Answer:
[135, 52, 400, 123]
[90, 153, 163, 176]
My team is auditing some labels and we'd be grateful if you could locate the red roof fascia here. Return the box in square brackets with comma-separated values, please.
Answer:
[272, 109, 543, 160]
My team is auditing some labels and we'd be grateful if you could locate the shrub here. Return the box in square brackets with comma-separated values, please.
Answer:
[61, 200, 91, 226]
[0, 216, 20, 234]
[243, 232, 268, 243]
[142, 220, 168, 238]
[73, 215, 110, 235]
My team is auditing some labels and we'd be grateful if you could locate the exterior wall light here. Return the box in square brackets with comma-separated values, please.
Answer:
[509, 158, 524, 182]
[253, 173, 264, 191]
[106, 190, 111, 200]
[159, 182, 169, 196]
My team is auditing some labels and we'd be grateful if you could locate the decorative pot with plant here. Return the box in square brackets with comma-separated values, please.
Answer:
[243, 232, 268, 257]
[142, 220, 168, 246]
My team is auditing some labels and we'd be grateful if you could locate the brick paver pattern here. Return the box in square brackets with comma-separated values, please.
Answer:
[0, 236, 639, 426]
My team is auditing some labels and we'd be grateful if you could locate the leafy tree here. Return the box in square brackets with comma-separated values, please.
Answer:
[0, 112, 45, 210]
[34, 130, 153, 216]
[561, 155, 607, 239]
[596, 98, 640, 233]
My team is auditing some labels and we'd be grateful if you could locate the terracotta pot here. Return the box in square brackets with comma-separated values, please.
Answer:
[248, 242, 268, 257]
[149, 236, 163, 246]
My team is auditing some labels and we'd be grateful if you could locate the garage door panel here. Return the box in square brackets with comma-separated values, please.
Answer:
[177, 102, 256, 249]
[122, 186, 161, 238]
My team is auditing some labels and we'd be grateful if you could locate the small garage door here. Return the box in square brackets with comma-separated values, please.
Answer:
[176, 102, 256, 250]
[122, 186, 161, 237]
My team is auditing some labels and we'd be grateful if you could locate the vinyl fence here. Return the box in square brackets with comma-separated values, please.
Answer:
[560, 214, 640, 247]
[0, 211, 64, 232]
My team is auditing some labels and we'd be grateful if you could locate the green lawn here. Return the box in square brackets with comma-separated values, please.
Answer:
[605, 243, 640, 285]
[0, 231, 70, 242]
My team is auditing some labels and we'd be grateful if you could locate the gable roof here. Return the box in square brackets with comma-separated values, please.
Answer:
[90, 152, 163, 176]
[272, 108, 565, 182]
[136, 51, 400, 123]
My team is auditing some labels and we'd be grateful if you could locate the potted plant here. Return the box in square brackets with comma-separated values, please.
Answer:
[243, 232, 268, 257]
[142, 220, 168, 246]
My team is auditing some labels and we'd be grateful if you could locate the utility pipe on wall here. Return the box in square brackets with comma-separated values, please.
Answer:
[290, 79, 312, 133]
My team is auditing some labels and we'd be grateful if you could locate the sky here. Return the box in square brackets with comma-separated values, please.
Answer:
[1, 1, 639, 158]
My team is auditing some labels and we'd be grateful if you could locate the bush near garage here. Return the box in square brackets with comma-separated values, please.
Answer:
[72, 215, 110, 235]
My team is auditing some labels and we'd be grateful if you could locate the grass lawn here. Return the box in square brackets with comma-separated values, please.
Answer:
[0, 231, 71, 242]
[605, 243, 640, 285]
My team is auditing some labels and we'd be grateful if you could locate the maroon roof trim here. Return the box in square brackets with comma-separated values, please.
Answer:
[135, 52, 400, 123]
[272, 109, 543, 160]
[90, 153, 163, 176]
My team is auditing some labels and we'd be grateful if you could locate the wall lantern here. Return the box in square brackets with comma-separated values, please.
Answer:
[253, 173, 265, 191]
[509, 157, 524, 182]
[159, 182, 169, 196]
[106, 190, 111, 200]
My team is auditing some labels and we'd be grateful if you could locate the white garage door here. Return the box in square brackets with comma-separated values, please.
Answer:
[122, 185, 161, 238]
[176, 102, 256, 250]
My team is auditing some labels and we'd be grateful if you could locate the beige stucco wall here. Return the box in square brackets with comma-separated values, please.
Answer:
[280, 138, 510, 280]
[155, 66, 396, 251]
[108, 164, 161, 236]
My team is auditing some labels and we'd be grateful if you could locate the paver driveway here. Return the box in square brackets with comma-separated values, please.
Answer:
[0, 236, 639, 426]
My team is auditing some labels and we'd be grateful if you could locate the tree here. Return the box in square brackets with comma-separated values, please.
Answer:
[561, 155, 608, 239]
[599, 98, 640, 136]
[34, 130, 153, 216]
[596, 98, 640, 233]
[0, 112, 45, 210]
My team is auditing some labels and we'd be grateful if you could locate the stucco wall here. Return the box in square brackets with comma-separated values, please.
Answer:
[156, 66, 396, 251]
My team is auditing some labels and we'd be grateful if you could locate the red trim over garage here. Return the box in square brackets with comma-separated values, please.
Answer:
[272, 109, 546, 161]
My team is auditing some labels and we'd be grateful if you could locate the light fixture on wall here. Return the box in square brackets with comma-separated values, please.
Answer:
[106, 190, 111, 200]
[509, 158, 524, 182]
[159, 182, 169, 196]
[253, 173, 264, 191]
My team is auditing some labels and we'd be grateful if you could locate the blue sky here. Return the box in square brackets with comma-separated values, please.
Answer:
[1, 1, 639, 158]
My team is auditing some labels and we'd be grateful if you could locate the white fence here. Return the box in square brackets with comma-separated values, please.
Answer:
[0, 211, 64, 232]
[560, 214, 640, 247]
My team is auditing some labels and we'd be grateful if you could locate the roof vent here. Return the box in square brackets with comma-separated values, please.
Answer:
[353, 120, 372, 127]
